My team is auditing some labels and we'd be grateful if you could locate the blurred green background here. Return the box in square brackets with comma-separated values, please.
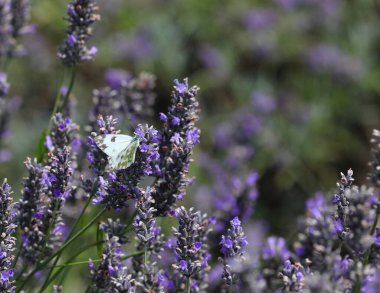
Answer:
[3, 0, 380, 241]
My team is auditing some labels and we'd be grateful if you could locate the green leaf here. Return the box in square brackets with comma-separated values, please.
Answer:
[36, 129, 47, 163]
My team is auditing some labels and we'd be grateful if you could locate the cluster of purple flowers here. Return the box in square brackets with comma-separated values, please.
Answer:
[58, 0, 100, 66]
[0, 0, 30, 59]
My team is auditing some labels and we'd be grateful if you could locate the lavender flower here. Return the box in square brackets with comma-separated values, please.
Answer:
[17, 158, 41, 229]
[152, 79, 200, 215]
[0, 73, 18, 162]
[132, 187, 164, 291]
[0, 180, 16, 292]
[100, 218, 129, 245]
[89, 236, 131, 292]
[306, 45, 364, 82]
[0, 73, 9, 97]
[20, 149, 72, 265]
[219, 217, 248, 287]
[279, 260, 310, 293]
[293, 192, 335, 271]
[368, 129, 380, 187]
[260, 236, 291, 289]
[87, 88, 125, 133]
[89, 72, 156, 133]
[104, 68, 131, 90]
[18, 158, 45, 265]
[0, 0, 14, 59]
[121, 72, 156, 128]
[332, 169, 354, 239]
[45, 113, 80, 155]
[9, 0, 31, 57]
[172, 207, 212, 290]
[10, 0, 31, 39]
[58, 0, 100, 66]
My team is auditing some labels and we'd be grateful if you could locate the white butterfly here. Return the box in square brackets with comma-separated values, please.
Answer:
[95, 134, 140, 170]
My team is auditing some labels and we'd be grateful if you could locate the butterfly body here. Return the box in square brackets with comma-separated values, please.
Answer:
[95, 134, 140, 170]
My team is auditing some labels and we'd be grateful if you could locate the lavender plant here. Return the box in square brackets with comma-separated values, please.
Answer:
[5, 0, 380, 292]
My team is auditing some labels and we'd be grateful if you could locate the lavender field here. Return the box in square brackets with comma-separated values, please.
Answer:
[1, 0, 380, 292]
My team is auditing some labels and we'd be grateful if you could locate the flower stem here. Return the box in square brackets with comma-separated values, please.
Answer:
[16, 207, 107, 292]
[186, 276, 191, 293]
[39, 241, 104, 292]
[39, 194, 95, 292]
[59, 66, 76, 112]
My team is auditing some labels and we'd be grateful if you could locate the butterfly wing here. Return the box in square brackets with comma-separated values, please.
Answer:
[115, 138, 140, 170]
[95, 134, 139, 169]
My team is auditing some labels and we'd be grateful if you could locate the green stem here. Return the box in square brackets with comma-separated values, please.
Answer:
[39, 241, 103, 292]
[52, 250, 144, 269]
[17, 207, 107, 293]
[370, 210, 379, 235]
[59, 67, 76, 112]
[39, 194, 95, 292]
[144, 246, 148, 266]
[46, 70, 68, 137]
[186, 276, 191, 293]
[41, 249, 144, 293]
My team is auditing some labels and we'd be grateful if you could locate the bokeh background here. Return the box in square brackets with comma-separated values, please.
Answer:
[3, 0, 380, 243]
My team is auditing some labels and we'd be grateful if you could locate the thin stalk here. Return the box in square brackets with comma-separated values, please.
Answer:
[144, 246, 148, 266]
[40, 194, 95, 291]
[17, 207, 107, 293]
[52, 250, 144, 268]
[46, 70, 68, 137]
[40, 241, 104, 292]
[370, 209, 379, 235]
[59, 67, 76, 112]
[186, 276, 191, 293]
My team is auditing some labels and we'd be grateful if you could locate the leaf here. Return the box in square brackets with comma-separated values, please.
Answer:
[36, 129, 47, 163]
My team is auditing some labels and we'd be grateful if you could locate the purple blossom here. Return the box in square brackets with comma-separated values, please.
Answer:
[104, 69, 131, 90]
[0, 180, 16, 292]
[58, 0, 100, 66]
[262, 237, 290, 261]
[173, 206, 212, 289]
[151, 78, 200, 215]
[220, 216, 247, 287]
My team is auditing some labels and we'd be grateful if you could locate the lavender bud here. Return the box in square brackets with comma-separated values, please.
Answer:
[132, 187, 164, 291]
[100, 218, 129, 244]
[333, 169, 354, 240]
[279, 260, 310, 293]
[0, 180, 16, 292]
[173, 207, 211, 289]
[152, 78, 200, 215]
[219, 217, 247, 287]
[0, 0, 14, 58]
[58, 0, 100, 66]
[368, 129, 380, 187]
[45, 113, 79, 155]
[89, 235, 127, 291]
[10, 0, 31, 56]
[121, 72, 156, 128]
